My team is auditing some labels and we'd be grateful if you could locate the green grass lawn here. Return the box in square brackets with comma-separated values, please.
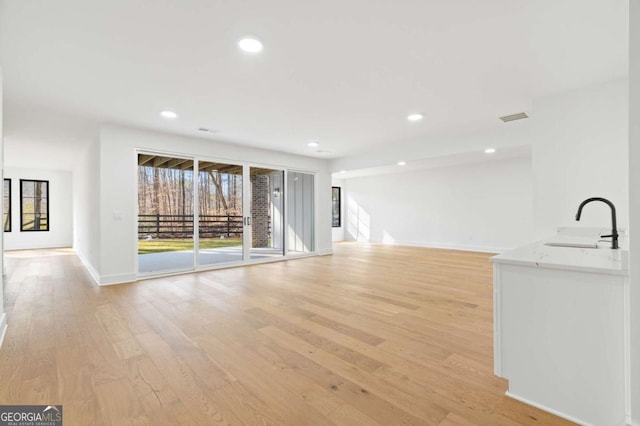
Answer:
[138, 238, 242, 255]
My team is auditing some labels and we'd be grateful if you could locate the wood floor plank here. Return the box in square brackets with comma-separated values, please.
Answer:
[211, 381, 287, 426]
[260, 324, 449, 425]
[134, 332, 239, 425]
[192, 332, 334, 424]
[248, 328, 425, 426]
[245, 307, 387, 373]
[0, 244, 576, 425]
[93, 378, 148, 425]
[55, 344, 94, 402]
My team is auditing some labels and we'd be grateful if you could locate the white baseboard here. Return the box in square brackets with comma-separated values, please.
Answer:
[77, 252, 136, 286]
[4, 243, 73, 251]
[0, 313, 7, 351]
[341, 238, 509, 254]
[99, 273, 137, 286]
[393, 240, 508, 254]
[76, 253, 100, 286]
[315, 248, 333, 256]
[505, 391, 628, 426]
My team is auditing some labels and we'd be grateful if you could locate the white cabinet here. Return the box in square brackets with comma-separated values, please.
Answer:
[492, 236, 630, 425]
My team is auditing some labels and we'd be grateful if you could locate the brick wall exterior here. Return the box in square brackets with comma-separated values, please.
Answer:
[251, 175, 270, 247]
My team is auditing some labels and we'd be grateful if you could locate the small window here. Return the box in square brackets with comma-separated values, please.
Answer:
[20, 179, 49, 232]
[3, 179, 10, 232]
[332, 186, 341, 228]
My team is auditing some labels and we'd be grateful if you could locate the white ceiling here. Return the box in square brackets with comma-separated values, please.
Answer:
[0, 0, 629, 168]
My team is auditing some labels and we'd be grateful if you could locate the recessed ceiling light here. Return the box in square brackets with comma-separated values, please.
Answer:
[484, 148, 496, 154]
[238, 37, 263, 53]
[308, 141, 319, 147]
[397, 161, 407, 166]
[407, 113, 423, 122]
[160, 110, 178, 119]
[340, 170, 346, 174]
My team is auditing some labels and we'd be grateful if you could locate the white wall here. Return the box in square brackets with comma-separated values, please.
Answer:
[531, 78, 629, 239]
[96, 125, 332, 285]
[3, 167, 73, 250]
[343, 156, 533, 253]
[72, 137, 100, 281]
[628, 1, 639, 423]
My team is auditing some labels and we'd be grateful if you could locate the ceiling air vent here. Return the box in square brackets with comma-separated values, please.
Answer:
[198, 127, 218, 133]
[499, 112, 529, 123]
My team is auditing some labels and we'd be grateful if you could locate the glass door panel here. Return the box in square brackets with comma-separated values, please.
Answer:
[137, 154, 194, 274]
[198, 161, 244, 266]
[248, 167, 284, 260]
[287, 171, 315, 254]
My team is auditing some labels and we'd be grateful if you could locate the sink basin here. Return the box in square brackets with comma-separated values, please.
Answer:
[544, 241, 599, 249]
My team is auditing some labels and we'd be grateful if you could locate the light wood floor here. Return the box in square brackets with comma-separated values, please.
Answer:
[0, 244, 574, 425]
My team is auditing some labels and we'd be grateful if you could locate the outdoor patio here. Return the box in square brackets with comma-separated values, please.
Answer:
[138, 246, 283, 273]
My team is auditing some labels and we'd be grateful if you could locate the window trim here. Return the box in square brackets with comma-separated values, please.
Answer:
[4, 178, 11, 232]
[332, 186, 341, 228]
[20, 179, 50, 232]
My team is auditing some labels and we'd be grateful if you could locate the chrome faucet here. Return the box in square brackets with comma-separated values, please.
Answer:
[575, 197, 619, 249]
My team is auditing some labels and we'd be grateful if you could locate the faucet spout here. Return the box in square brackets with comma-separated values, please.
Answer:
[575, 197, 619, 249]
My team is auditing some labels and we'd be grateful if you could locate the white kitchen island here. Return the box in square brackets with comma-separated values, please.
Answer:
[491, 229, 630, 426]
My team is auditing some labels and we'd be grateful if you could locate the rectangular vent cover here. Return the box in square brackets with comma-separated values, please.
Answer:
[500, 112, 529, 122]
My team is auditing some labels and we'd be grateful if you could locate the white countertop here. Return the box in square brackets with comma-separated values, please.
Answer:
[491, 228, 628, 276]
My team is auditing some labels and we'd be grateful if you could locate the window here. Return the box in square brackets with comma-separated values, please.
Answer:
[332, 186, 341, 227]
[20, 179, 49, 232]
[3, 179, 10, 232]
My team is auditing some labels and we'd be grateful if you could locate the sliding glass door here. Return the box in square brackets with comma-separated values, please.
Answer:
[137, 153, 313, 275]
[137, 154, 194, 274]
[248, 167, 285, 260]
[198, 161, 244, 266]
